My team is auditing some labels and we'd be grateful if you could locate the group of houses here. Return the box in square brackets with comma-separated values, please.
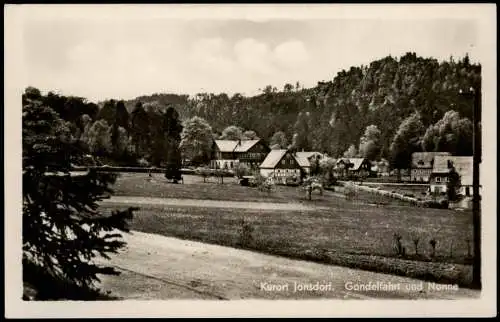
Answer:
[208, 139, 475, 198]
[209, 139, 383, 184]
[410, 152, 474, 197]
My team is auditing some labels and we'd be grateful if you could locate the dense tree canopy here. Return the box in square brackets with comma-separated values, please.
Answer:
[220, 125, 245, 141]
[180, 116, 214, 164]
[343, 144, 359, 158]
[421, 110, 473, 156]
[270, 131, 288, 150]
[359, 125, 382, 161]
[389, 112, 425, 170]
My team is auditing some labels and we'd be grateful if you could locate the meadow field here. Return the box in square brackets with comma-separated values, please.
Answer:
[105, 172, 475, 287]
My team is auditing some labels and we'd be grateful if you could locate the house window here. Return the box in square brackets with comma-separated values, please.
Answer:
[436, 177, 441, 183]
[465, 187, 470, 196]
[281, 160, 286, 165]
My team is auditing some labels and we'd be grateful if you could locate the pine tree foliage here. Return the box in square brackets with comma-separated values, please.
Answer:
[22, 92, 136, 300]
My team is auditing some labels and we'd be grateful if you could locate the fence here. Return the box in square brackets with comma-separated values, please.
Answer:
[343, 181, 422, 205]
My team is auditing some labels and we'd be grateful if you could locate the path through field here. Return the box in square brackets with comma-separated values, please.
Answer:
[101, 196, 331, 211]
[96, 231, 480, 300]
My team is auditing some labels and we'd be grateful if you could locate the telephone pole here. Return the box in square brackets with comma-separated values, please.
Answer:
[459, 86, 481, 289]
[472, 85, 481, 289]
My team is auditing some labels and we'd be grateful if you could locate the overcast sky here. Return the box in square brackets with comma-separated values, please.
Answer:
[18, 5, 490, 102]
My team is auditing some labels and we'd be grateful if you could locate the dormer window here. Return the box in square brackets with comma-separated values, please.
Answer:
[417, 160, 425, 166]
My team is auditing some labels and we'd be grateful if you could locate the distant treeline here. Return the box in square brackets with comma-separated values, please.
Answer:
[24, 52, 479, 171]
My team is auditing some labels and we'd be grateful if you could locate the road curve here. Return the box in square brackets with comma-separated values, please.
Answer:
[96, 231, 480, 300]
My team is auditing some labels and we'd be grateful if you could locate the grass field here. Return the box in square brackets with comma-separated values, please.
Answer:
[112, 172, 325, 204]
[112, 173, 410, 207]
[105, 172, 475, 288]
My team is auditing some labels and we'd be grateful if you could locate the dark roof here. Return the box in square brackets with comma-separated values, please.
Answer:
[336, 158, 369, 171]
[411, 152, 451, 168]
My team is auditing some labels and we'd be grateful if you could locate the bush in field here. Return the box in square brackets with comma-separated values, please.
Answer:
[429, 239, 437, 258]
[258, 179, 275, 194]
[466, 238, 472, 258]
[251, 173, 274, 193]
[238, 218, 254, 248]
[392, 233, 405, 256]
[252, 173, 267, 186]
[137, 158, 150, 167]
[438, 198, 449, 209]
[409, 228, 425, 256]
[196, 166, 213, 183]
[421, 199, 449, 209]
[344, 186, 357, 200]
[302, 177, 324, 200]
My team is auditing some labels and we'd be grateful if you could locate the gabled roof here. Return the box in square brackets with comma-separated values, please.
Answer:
[214, 140, 238, 152]
[295, 151, 323, 160]
[336, 158, 369, 171]
[294, 154, 310, 168]
[260, 150, 288, 168]
[214, 139, 261, 153]
[349, 158, 369, 171]
[233, 139, 260, 152]
[432, 156, 473, 186]
[411, 152, 451, 168]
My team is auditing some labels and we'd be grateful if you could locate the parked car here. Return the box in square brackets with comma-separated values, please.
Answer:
[285, 176, 301, 186]
[240, 175, 257, 187]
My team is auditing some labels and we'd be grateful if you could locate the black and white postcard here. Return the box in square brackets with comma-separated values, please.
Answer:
[4, 3, 497, 318]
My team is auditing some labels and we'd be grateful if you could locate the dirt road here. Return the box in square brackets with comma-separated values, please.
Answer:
[96, 231, 480, 300]
[101, 196, 330, 211]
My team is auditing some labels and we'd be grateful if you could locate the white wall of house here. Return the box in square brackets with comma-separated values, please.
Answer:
[411, 169, 432, 182]
[430, 183, 447, 194]
[273, 168, 301, 177]
[260, 168, 301, 181]
[260, 168, 275, 178]
[212, 159, 239, 169]
[430, 182, 473, 196]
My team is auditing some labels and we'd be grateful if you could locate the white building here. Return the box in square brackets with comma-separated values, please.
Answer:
[429, 156, 474, 196]
[259, 150, 302, 184]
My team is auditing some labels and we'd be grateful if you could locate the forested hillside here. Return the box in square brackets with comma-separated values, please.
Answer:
[123, 52, 479, 157]
[27, 52, 480, 169]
